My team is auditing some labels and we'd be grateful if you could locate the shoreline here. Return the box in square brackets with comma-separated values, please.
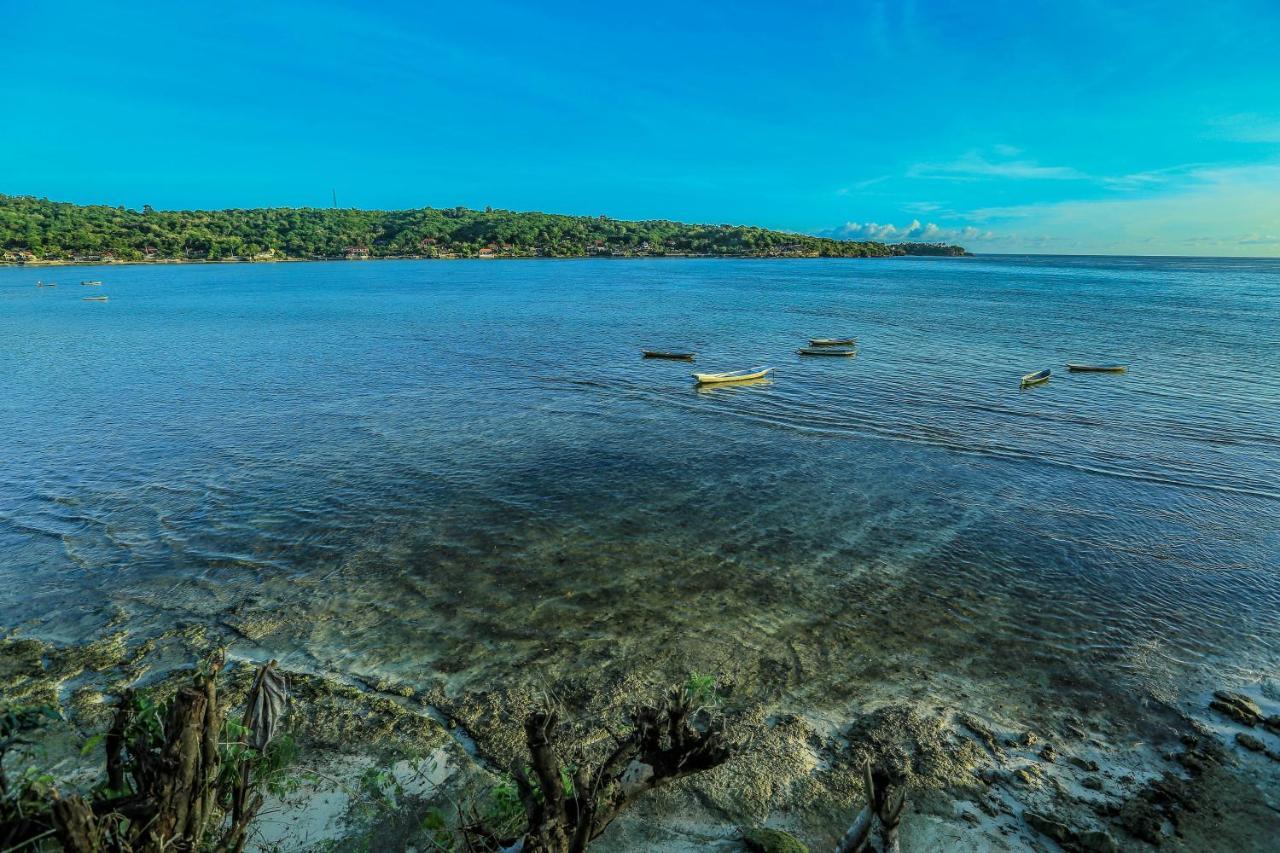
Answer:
[2, 253, 968, 269]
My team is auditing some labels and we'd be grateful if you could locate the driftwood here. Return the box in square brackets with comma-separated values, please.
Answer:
[505, 687, 734, 853]
[834, 761, 906, 853]
[0, 658, 286, 853]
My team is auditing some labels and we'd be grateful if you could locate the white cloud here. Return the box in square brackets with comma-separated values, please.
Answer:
[820, 219, 997, 243]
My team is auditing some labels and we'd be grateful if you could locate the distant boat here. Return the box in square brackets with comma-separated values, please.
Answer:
[797, 347, 856, 356]
[1067, 363, 1126, 373]
[693, 366, 772, 384]
[642, 350, 696, 360]
[36, 281, 57, 287]
[809, 338, 856, 346]
[1021, 368, 1051, 386]
[82, 295, 109, 302]
[81, 280, 103, 286]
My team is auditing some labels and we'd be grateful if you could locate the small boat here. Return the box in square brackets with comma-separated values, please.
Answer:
[1020, 368, 1051, 386]
[809, 338, 856, 346]
[81, 280, 103, 286]
[36, 281, 57, 287]
[797, 347, 856, 356]
[1067, 363, 1126, 373]
[693, 366, 772, 384]
[82, 295, 109, 302]
[695, 376, 771, 393]
[642, 350, 696, 360]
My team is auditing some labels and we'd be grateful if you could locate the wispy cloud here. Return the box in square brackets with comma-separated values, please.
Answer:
[1209, 113, 1280, 143]
[837, 175, 893, 195]
[819, 219, 997, 243]
[947, 162, 1280, 255]
[905, 148, 1207, 194]
[908, 149, 1088, 181]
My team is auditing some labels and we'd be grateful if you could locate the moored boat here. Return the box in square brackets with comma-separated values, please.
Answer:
[797, 347, 856, 356]
[1067, 363, 1126, 373]
[693, 366, 772, 384]
[82, 295, 109, 302]
[808, 338, 856, 346]
[81, 280, 103, 286]
[642, 350, 696, 360]
[1020, 368, 1051, 386]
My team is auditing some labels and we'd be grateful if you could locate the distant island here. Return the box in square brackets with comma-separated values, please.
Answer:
[0, 195, 965, 264]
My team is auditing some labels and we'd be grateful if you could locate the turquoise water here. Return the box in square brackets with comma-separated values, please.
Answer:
[3, 256, 1279, 711]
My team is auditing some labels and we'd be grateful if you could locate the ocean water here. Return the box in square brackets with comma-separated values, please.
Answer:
[3, 256, 1279, 719]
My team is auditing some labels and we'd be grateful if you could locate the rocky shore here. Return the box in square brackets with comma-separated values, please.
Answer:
[3, 626, 1278, 851]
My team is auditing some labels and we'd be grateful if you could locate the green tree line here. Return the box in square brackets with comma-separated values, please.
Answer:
[0, 195, 966, 261]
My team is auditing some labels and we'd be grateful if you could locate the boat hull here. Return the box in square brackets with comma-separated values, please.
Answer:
[797, 348, 856, 356]
[642, 351, 695, 360]
[693, 367, 772, 384]
[1067, 364, 1126, 373]
[808, 338, 856, 346]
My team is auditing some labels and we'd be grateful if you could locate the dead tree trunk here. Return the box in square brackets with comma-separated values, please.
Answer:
[512, 687, 734, 853]
[0, 658, 285, 853]
[834, 761, 906, 853]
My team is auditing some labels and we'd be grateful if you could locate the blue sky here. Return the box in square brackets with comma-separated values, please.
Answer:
[4, 0, 1279, 255]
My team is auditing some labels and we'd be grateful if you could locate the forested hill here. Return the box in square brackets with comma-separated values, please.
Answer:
[0, 195, 966, 262]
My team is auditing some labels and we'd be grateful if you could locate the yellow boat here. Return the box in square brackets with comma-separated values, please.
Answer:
[695, 376, 771, 393]
[693, 366, 772, 384]
[1020, 368, 1051, 386]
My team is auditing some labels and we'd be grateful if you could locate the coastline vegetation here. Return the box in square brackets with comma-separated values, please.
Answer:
[0, 195, 966, 263]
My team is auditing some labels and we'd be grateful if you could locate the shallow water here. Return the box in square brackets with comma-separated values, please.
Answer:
[3, 256, 1279, 717]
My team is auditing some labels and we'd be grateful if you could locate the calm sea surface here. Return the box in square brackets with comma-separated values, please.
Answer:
[3, 256, 1279, 712]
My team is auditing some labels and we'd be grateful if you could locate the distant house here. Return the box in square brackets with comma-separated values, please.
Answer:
[344, 246, 370, 260]
[476, 247, 496, 258]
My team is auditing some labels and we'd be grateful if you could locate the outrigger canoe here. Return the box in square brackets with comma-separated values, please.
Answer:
[642, 350, 696, 360]
[693, 366, 772, 384]
[797, 347, 856, 356]
[809, 338, 856, 346]
[1067, 363, 1126, 373]
[1020, 368, 1051, 386]
[82, 295, 109, 302]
